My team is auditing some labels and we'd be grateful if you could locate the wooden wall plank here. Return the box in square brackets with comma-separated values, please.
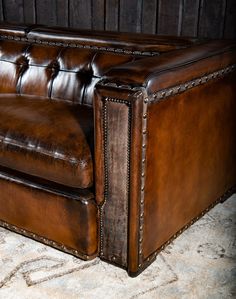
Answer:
[3, 0, 24, 23]
[198, 0, 227, 38]
[1, 0, 235, 39]
[69, 0, 92, 29]
[92, 0, 104, 30]
[35, 0, 57, 26]
[142, 0, 157, 34]
[105, 0, 119, 31]
[56, 0, 69, 27]
[23, 0, 36, 23]
[181, 0, 200, 37]
[224, 0, 236, 39]
[119, 0, 142, 32]
[157, 0, 183, 35]
[0, 0, 4, 21]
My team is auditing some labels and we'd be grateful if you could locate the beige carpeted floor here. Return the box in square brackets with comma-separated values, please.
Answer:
[0, 194, 235, 299]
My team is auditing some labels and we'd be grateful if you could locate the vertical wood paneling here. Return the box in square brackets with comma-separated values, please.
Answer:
[105, 0, 119, 31]
[224, 0, 236, 39]
[3, 0, 24, 23]
[1, 0, 235, 39]
[56, 0, 69, 27]
[142, 0, 157, 34]
[0, 0, 3, 21]
[23, 0, 36, 23]
[69, 0, 92, 29]
[157, 0, 183, 35]
[92, 0, 104, 30]
[198, 0, 227, 38]
[36, 0, 57, 26]
[119, 0, 142, 32]
[181, 0, 200, 36]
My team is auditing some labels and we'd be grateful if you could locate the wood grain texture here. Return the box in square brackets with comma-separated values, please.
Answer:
[56, 0, 69, 27]
[92, 0, 104, 30]
[0, 0, 4, 21]
[3, 0, 24, 23]
[0, 0, 235, 39]
[120, 0, 142, 32]
[69, 0, 92, 29]
[142, 0, 158, 34]
[224, 0, 236, 39]
[35, 0, 57, 26]
[105, 0, 119, 31]
[23, 0, 35, 23]
[157, 0, 182, 35]
[181, 0, 200, 36]
[198, 0, 227, 38]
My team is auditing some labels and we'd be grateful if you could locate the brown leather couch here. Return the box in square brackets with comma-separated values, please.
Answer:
[0, 22, 235, 276]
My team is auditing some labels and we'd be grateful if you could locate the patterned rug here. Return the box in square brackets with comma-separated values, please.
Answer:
[0, 195, 235, 299]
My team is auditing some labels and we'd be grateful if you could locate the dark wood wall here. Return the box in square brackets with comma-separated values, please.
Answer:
[0, 0, 235, 39]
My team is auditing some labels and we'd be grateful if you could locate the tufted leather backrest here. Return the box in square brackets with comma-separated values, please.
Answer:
[0, 39, 137, 106]
[0, 23, 199, 106]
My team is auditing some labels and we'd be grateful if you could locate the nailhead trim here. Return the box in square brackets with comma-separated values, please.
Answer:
[0, 35, 160, 56]
[151, 64, 236, 102]
[138, 98, 148, 262]
[99, 97, 131, 266]
[138, 186, 236, 270]
[99, 64, 236, 100]
[0, 220, 92, 260]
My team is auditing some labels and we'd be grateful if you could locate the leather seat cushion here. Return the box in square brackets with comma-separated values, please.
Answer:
[0, 94, 94, 188]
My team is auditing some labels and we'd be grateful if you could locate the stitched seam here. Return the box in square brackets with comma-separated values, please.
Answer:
[0, 35, 160, 56]
[0, 135, 88, 167]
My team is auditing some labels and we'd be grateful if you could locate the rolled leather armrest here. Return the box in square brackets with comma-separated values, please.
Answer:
[94, 39, 236, 276]
[104, 39, 236, 94]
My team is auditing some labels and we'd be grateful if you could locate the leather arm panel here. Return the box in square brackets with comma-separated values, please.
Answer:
[94, 45, 236, 275]
[94, 84, 147, 271]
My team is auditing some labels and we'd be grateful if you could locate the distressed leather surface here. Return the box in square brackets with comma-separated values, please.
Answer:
[0, 94, 94, 188]
[0, 38, 135, 106]
[0, 166, 98, 258]
[0, 22, 235, 276]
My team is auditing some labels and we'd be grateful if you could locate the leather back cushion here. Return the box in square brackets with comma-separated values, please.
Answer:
[0, 39, 135, 106]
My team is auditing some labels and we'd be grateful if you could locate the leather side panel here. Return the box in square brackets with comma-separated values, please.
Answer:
[143, 73, 236, 259]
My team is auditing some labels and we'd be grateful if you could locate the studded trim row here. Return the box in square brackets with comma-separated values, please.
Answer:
[151, 64, 236, 102]
[137, 186, 236, 273]
[0, 220, 95, 260]
[99, 64, 236, 271]
[99, 64, 236, 100]
[0, 35, 160, 56]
